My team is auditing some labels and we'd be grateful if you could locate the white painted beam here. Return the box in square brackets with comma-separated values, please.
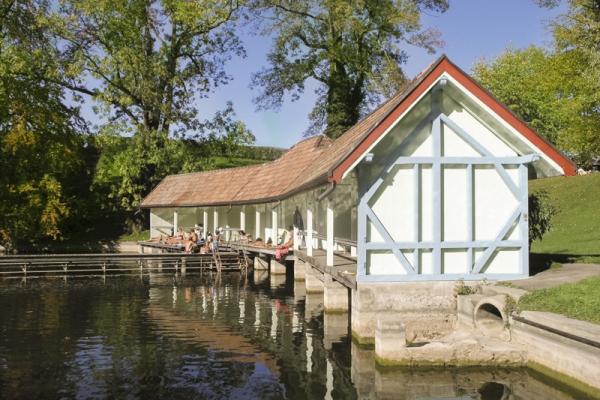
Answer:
[327, 201, 334, 267]
[307, 206, 313, 257]
[173, 209, 178, 234]
[203, 209, 208, 240]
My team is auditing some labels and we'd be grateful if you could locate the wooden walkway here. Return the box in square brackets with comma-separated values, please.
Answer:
[294, 249, 357, 290]
[227, 243, 290, 257]
[0, 251, 244, 277]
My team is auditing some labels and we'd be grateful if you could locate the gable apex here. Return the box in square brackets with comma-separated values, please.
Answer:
[328, 55, 575, 182]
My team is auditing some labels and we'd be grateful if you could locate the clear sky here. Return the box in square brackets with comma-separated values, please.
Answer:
[192, 0, 566, 150]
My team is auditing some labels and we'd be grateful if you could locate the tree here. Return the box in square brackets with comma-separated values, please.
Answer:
[51, 0, 251, 209]
[0, 0, 87, 249]
[472, 45, 600, 163]
[249, 0, 449, 139]
[474, 1, 600, 164]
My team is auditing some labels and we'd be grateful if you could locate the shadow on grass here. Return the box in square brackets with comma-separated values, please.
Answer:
[530, 253, 600, 276]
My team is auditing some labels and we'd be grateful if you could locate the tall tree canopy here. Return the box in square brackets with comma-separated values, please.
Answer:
[52, 0, 252, 209]
[473, 1, 600, 165]
[0, 0, 87, 248]
[249, 0, 449, 139]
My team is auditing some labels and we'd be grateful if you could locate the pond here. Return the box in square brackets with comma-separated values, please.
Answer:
[0, 270, 592, 399]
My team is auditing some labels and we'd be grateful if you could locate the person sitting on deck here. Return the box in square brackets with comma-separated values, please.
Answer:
[275, 226, 294, 260]
[238, 230, 249, 244]
[185, 230, 199, 253]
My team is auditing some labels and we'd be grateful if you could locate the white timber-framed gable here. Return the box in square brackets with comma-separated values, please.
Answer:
[350, 66, 571, 282]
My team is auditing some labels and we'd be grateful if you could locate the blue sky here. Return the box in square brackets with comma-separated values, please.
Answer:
[194, 1, 567, 149]
[83, 1, 566, 149]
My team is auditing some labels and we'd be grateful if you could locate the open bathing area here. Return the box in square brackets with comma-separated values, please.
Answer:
[2, 53, 600, 399]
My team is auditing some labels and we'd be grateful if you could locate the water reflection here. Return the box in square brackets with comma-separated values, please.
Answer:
[0, 272, 592, 399]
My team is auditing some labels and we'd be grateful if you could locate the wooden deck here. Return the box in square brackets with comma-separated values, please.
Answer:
[227, 243, 292, 258]
[294, 249, 357, 290]
[138, 242, 186, 253]
[0, 251, 244, 276]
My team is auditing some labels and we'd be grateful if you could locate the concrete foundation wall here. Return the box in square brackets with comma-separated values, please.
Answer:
[352, 281, 457, 344]
[511, 311, 600, 391]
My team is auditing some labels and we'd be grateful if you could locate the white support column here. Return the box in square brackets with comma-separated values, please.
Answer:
[255, 207, 261, 241]
[293, 226, 299, 250]
[173, 209, 178, 235]
[214, 207, 218, 236]
[272, 206, 278, 244]
[240, 207, 246, 232]
[195, 207, 199, 227]
[203, 208, 208, 240]
[327, 200, 334, 267]
[225, 210, 230, 241]
[307, 206, 313, 257]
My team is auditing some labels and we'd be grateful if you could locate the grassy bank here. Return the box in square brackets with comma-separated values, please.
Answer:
[518, 275, 600, 324]
[530, 173, 600, 264]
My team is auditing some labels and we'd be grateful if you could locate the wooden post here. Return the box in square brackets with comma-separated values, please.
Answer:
[327, 200, 334, 267]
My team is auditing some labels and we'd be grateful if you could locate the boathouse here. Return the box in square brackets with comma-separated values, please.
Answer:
[141, 54, 574, 283]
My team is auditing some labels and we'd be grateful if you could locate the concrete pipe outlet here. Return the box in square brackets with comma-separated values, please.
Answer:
[474, 295, 510, 341]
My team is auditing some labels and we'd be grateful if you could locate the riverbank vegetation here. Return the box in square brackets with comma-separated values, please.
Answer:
[518, 275, 600, 324]
[530, 173, 600, 265]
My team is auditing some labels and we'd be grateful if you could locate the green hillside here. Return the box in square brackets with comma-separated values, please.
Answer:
[530, 173, 600, 264]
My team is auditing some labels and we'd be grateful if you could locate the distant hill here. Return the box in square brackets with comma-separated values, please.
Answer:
[530, 173, 600, 264]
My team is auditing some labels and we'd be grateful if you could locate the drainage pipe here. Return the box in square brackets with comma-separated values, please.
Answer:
[317, 182, 336, 202]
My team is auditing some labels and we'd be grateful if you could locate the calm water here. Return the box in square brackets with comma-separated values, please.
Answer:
[0, 270, 593, 399]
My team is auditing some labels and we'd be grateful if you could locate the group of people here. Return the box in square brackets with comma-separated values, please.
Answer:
[150, 224, 295, 258]
[238, 226, 294, 260]
[150, 227, 217, 254]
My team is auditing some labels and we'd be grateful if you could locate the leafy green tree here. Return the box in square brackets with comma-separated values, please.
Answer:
[529, 189, 557, 247]
[0, 0, 87, 249]
[51, 0, 251, 209]
[249, 0, 449, 139]
[475, 2, 600, 164]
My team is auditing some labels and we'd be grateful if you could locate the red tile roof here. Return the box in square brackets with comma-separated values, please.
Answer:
[141, 55, 575, 209]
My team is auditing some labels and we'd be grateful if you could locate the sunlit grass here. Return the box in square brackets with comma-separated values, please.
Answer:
[119, 230, 150, 242]
[518, 276, 600, 324]
[530, 173, 600, 263]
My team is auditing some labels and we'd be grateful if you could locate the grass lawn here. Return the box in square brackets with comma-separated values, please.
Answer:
[119, 230, 150, 242]
[518, 275, 600, 324]
[529, 173, 600, 264]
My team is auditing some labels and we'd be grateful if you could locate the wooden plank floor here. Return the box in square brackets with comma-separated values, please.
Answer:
[294, 249, 357, 290]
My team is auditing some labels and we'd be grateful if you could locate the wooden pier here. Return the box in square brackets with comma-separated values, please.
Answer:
[0, 251, 246, 277]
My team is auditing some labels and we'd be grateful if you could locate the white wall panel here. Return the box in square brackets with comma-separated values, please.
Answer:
[419, 250, 433, 274]
[443, 125, 480, 157]
[367, 251, 407, 275]
[442, 249, 468, 274]
[443, 166, 468, 241]
[369, 165, 414, 242]
[420, 166, 433, 242]
[480, 249, 520, 274]
[446, 105, 517, 157]
[474, 166, 517, 241]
